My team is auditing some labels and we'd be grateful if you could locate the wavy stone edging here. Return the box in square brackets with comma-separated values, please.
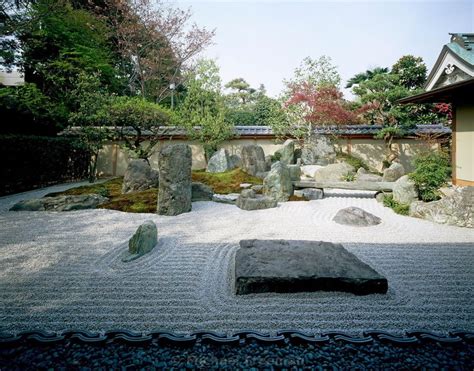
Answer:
[1, 329, 472, 347]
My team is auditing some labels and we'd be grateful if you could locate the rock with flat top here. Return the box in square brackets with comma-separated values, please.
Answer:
[236, 189, 277, 211]
[212, 193, 240, 205]
[10, 194, 108, 212]
[235, 239, 388, 295]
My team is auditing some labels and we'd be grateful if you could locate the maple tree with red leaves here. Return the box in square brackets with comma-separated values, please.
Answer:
[285, 83, 364, 126]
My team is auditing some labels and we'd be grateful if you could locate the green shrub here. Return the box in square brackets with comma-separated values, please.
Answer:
[383, 194, 409, 215]
[271, 152, 282, 162]
[410, 151, 451, 201]
[337, 152, 369, 171]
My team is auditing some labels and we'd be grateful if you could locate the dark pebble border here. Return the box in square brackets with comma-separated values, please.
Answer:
[1, 330, 473, 369]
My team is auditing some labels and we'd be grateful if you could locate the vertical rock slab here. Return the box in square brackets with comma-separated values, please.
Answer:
[206, 148, 235, 173]
[263, 161, 293, 202]
[157, 144, 192, 216]
[275, 139, 296, 165]
[241, 145, 267, 177]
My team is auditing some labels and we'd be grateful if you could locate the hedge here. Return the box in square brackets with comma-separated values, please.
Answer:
[0, 135, 90, 196]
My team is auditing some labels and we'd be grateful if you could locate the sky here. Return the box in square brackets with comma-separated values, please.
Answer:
[173, 0, 474, 98]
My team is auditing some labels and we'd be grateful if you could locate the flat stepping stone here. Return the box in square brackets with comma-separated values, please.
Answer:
[333, 207, 381, 227]
[235, 239, 388, 295]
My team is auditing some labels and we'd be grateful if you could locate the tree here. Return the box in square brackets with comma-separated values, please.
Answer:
[345, 67, 389, 88]
[283, 56, 341, 97]
[225, 77, 256, 106]
[108, 96, 175, 160]
[68, 73, 112, 182]
[179, 59, 234, 160]
[391, 55, 427, 90]
[278, 83, 365, 142]
[105, 0, 214, 103]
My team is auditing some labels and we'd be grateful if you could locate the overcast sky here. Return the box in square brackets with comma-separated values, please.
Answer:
[174, 0, 473, 98]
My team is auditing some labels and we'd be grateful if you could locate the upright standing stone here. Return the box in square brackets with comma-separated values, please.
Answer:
[241, 145, 267, 177]
[301, 136, 336, 165]
[393, 175, 418, 204]
[157, 144, 192, 216]
[274, 139, 296, 165]
[263, 161, 293, 202]
[206, 148, 235, 173]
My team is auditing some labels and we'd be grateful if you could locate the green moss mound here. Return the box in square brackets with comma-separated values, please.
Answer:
[44, 168, 262, 213]
[192, 168, 262, 194]
[383, 194, 409, 216]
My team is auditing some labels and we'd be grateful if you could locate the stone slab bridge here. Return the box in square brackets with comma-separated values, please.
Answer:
[293, 181, 395, 192]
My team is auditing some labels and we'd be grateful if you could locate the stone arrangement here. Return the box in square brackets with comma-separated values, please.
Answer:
[122, 220, 158, 262]
[122, 159, 159, 194]
[157, 144, 192, 216]
[234, 239, 388, 295]
[212, 193, 240, 205]
[235, 189, 277, 211]
[333, 207, 382, 227]
[10, 194, 108, 212]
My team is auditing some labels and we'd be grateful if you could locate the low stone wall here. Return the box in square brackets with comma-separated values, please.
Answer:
[96, 137, 440, 177]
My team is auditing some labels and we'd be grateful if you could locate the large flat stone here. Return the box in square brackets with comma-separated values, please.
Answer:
[235, 239, 388, 295]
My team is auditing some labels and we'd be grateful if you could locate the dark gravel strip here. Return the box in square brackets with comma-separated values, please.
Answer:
[1, 339, 473, 370]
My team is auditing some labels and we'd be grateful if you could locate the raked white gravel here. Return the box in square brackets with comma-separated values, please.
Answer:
[0, 184, 473, 335]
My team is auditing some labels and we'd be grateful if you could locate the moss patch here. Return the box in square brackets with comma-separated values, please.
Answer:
[337, 152, 370, 171]
[288, 195, 308, 202]
[46, 178, 158, 214]
[383, 194, 410, 216]
[192, 168, 263, 194]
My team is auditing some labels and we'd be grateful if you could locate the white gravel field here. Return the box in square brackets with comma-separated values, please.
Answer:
[0, 184, 473, 335]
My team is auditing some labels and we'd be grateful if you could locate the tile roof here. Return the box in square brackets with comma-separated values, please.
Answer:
[62, 124, 451, 138]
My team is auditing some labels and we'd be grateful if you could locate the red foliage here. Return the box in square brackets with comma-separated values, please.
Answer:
[285, 83, 366, 125]
[434, 103, 452, 121]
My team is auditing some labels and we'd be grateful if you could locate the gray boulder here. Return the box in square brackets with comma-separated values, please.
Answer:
[356, 168, 382, 182]
[192, 182, 213, 201]
[333, 207, 382, 227]
[314, 162, 355, 182]
[393, 175, 418, 205]
[212, 193, 240, 205]
[229, 154, 242, 169]
[206, 148, 235, 173]
[10, 194, 108, 212]
[241, 145, 267, 177]
[263, 162, 293, 202]
[235, 239, 388, 295]
[274, 139, 295, 165]
[251, 184, 264, 193]
[301, 165, 324, 179]
[294, 188, 324, 200]
[122, 159, 159, 194]
[236, 189, 277, 211]
[122, 220, 158, 262]
[382, 162, 405, 182]
[409, 187, 473, 228]
[287, 164, 301, 181]
[301, 136, 336, 165]
[157, 144, 192, 216]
